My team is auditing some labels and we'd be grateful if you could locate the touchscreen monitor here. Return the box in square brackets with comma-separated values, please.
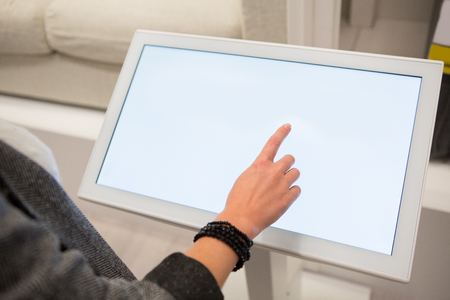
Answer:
[79, 30, 443, 282]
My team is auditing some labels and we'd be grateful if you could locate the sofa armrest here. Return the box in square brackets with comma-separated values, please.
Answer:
[0, 118, 59, 181]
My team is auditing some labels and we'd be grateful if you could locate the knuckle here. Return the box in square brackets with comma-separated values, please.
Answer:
[253, 158, 267, 169]
[290, 168, 300, 177]
[283, 154, 295, 164]
[291, 186, 301, 197]
[268, 137, 282, 149]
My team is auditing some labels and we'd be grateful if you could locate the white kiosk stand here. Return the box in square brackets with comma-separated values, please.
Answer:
[245, 247, 371, 300]
[246, 247, 298, 300]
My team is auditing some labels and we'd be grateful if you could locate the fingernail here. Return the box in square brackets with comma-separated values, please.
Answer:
[283, 123, 291, 131]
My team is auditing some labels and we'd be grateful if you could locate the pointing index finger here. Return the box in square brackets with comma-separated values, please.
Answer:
[259, 124, 292, 162]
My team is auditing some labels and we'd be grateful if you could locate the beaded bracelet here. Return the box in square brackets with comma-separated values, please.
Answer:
[194, 221, 253, 271]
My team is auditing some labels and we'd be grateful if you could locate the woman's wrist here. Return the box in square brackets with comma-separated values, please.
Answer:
[214, 212, 257, 240]
[194, 221, 253, 272]
[185, 235, 238, 288]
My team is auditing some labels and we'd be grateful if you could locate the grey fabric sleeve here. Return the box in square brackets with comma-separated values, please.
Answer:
[0, 193, 175, 300]
[0, 140, 223, 300]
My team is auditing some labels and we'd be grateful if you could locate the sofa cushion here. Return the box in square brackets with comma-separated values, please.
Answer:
[0, 0, 53, 55]
[45, 0, 243, 65]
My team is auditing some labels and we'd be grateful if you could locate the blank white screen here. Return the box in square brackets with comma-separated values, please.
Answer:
[97, 45, 422, 255]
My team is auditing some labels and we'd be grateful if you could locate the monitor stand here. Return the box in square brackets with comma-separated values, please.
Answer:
[245, 247, 301, 299]
[245, 247, 371, 300]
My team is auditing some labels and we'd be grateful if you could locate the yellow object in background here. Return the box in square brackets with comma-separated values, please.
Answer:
[428, 0, 450, 74]
[429, 44, 450, 74]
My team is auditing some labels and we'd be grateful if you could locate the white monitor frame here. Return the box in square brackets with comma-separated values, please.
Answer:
[79, 30, 443, 282]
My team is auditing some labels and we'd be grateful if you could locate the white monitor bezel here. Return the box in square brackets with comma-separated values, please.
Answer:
[79, 30, 443, 282]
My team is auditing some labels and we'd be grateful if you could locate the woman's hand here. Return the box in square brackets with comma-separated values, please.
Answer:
[185, 124, 300, 288]
[215, 123, 301, 239]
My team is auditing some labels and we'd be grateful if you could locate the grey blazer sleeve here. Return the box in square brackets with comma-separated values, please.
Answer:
[0, 140, 223, 300]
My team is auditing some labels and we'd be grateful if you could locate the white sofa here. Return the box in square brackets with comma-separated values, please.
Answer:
[0, 0, 287, 109]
